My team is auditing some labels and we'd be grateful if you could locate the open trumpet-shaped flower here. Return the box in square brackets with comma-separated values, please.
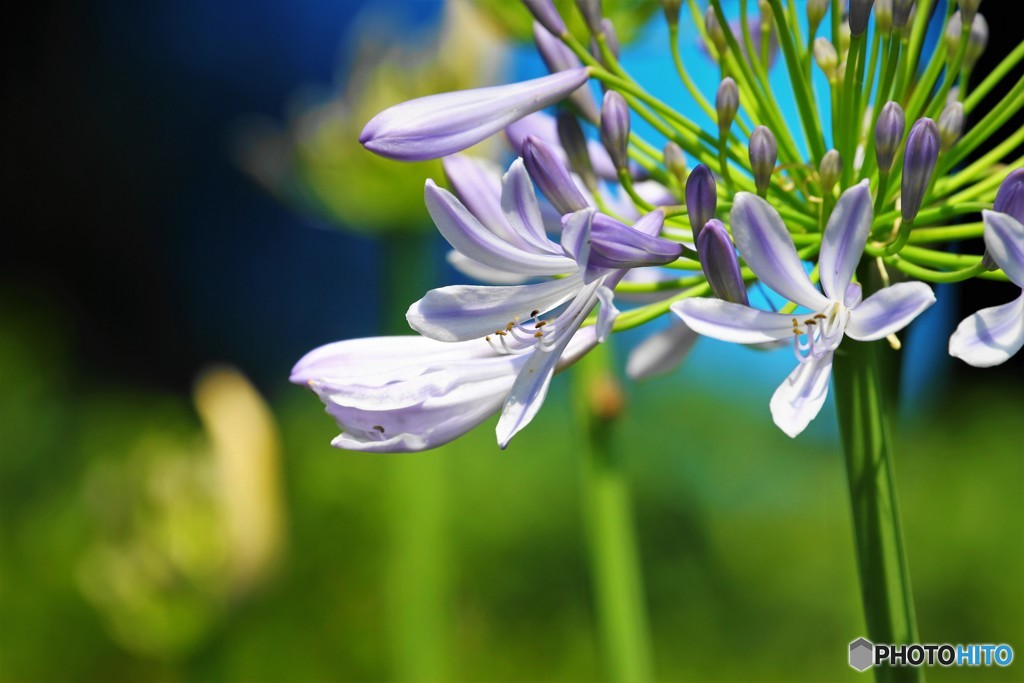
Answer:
[673, 181, 936, 437]
[949, 210, 1024, 367]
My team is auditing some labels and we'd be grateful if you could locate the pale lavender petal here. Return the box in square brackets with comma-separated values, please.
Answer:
[769, 353, 834, 438]
[442, 155, 520, 246]
[561, 208, 594, 265]
[730, 192, 829, 310]
[500, 158, 561, 255]
[626, 319, 699, 380]
[820, 180, 872, 300]
[671, 298, 796, 344]
[844, 282, 863, 308]
[588, 214, 682, 270]
[446, 251, 530, 285]
[360, 68, 590, 161]
[425, 180, 575, 276]
[846, 282, 936, 341]
[407, 273, 585, 342]
[949, 293, 1024, 367]
[595, 285, 620, 342]
[632, 210, 665, 237]
[982, 210, 1024, 286]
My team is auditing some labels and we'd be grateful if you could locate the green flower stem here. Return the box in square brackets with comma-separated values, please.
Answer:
[383, 233, 449, 683]
[832, 272, 922, 683]
[947, 161, 1021, 204]
[924, 25, 969, 121]
[571, 343, 653, 683]
[872, 202, 990, 233]
[937, 74, 1024, 175]
[906, 223, 983, 243]
[618, 169, 656, 212]
[965, 41, 1024, 113]
[861, 37, 903, 182]
[668, 25, 719, 126]
[902, 0, 936, 93]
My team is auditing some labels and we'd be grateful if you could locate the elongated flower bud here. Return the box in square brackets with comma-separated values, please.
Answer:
[685, 164, 717, 243]
[705, 7, 727, 54]
[876, 0, 894, 34]
[522, 0, 566, 36]
[819, 149, 842, 195]
[600, 90, 630, 173]
[807, 0, 828, 36]
[958, 0, 982, 26]
[813, 38, 839, 81]
[901, 118, 940, 223]
[965, 14, 988, 70]
[849, 0, 875, 37]
[938, 102, 965, 150]
[522, 135, 589, 214]
[716, 78, 739, 134]
[360, 69, 589, 161]
[993, 168, 1024, 223]
[875, 100, 905, 174]
[600, 18, 619, 57]
[575, 0, 603, 33]
[749, 126, 777, 197]
[557, 111, 596, 191]
[892, 0, 915, 30]
[663, 141, 687, 186]
[533, 24, 600, 124]
[698, 219, 749, 305]
[662, 0, 682, 27]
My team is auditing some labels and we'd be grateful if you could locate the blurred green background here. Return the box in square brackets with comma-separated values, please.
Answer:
[4, 1, 1023, 681]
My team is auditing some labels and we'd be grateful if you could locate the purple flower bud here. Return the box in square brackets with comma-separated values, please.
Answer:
[749, 126, 778, 197]
[901, 118, 940, 223]
[532, 23, 600, 123]
[697, 219, 749, 305]
[575, 0, 603, 33]
[662, 0, 682, 26]
[522, 0, 567, 36]
[993, 168, 1024, 224]
[807, 0, 828, 35]
[938, 101, 965, 150]
[875, 100, 905, 174]
[360, 68, 589, 161]
[556, 111, 596, 191]
[705, 7, 727, 53]
[892, 0, 915, 30]
[716, 78, 739, 134]
[685, 164, 717, 243]
[819, 149, 842, 195]
[958, 0, 982, 26]
[523, 135, 589, 215]
[588, 213, 682, 270]
[600, 18, 619, 57]
[663, 142, 687, 186]
[849, 0, 875, 36]
[599, 90, 630, 173]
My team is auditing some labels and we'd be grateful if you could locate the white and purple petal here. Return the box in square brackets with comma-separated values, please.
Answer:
[819, 180, 872, 301]
[500, 159, 562, 255]
[769, 353, 835, 438]
[845, 282, 936, 341]
[671, 297, 797, 344]
[948, 293, 1024, 367]
[588, 214, 683, 270]
[982, 210, 1024, 286]
[626, 319, 699, 380]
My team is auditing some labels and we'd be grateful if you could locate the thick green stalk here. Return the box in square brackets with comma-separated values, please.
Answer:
[832, 265, 921, 683]
[571, 343, 653, 683]
[383, 233, 450, 683]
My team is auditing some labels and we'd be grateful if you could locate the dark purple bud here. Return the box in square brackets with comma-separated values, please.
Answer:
[697, 219, 749, 305]
[958, 0, 982, 26]
[556, 111, 596, 191]
[849, 0, 875, 36]
[819, 149, 842, 195]
[599, 90, 630, 173]
[522, 0, 567, 36]
[938, 102, 965, 150]
[716, 78, 739, 134]
[993, 168, 1024, 224]
[748, 126, 778, 197]
[892, 0, 915, 29]
[875, 100, 905, 174]
[662, 0, 682, 27]
[522, 135, 589, 214]
[575, 0, 603, 34]
[807, 0, 828, 35]
[532, 22, 600, 123]
[901, 118, 940, 223]
[685, 164, 717, 243]
[663, 142, 687, 186]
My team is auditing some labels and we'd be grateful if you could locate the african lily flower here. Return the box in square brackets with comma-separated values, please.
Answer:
[673, 182, 936, 437]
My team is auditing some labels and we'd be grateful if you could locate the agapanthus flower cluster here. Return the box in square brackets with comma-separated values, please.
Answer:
[295, 0, 1023, 450]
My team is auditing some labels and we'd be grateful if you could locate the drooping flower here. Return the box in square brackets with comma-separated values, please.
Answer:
[673, 181, 936, 437]
[359, 68, 589, 161]
[948, 210, 1024, 367]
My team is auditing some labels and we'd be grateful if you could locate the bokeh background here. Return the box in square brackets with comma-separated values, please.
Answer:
[4, 1, 1023, 681]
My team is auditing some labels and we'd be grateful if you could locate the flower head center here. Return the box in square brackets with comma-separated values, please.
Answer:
[792, 300, 849, 363]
